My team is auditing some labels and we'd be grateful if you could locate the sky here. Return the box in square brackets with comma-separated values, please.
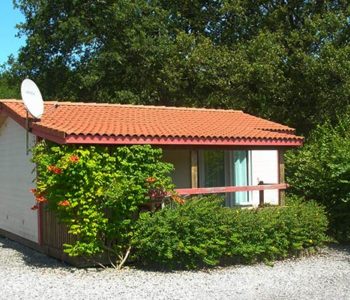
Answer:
[0, 1, 25, 66]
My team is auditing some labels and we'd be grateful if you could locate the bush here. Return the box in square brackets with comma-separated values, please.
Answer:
[133, 196, 231, 269]
[286, 111, 350, 241]
[132, 196, 328, 269]
[228, 197, 328, 263]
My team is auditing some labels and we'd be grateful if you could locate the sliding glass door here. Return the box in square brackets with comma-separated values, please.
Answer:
[199, 150, 250, 206]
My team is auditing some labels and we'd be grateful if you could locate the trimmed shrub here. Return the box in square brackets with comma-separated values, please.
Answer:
[228, 197, 328, 263]
[132, 196, 328, 269]
[133, 196, 231, 269]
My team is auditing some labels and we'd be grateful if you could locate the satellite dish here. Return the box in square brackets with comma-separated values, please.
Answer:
[21, 79, 44, 119]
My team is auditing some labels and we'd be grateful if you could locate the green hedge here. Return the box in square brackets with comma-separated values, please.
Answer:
[132, 196, 328, 269]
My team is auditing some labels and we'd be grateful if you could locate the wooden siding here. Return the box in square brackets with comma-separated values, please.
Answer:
[162, 149, 192, 188]
[40, 206, 114, 267]
[278, 149, 286, 206]
[0, 117, 38, 242]
[41, 206, 76, 253]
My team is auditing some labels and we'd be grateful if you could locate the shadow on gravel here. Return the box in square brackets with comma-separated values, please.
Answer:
[3, 235, 349, 271]
[0, 237, 71, 269]
[327, 243, 350, 262]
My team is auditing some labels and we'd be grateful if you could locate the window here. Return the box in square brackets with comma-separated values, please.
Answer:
[199, 150, 225, 187]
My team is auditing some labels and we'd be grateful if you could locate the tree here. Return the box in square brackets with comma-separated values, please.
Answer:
[7, 0, 350, 134]
[0, 68, 19, 98]
[286, 110, 350, 241]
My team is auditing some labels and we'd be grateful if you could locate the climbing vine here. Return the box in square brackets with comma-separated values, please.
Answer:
[31, 141, 174, 268]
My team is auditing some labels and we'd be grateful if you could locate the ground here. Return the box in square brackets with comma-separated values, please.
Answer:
[0, 237, 349, 300]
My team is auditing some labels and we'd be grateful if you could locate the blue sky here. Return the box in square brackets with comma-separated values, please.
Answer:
[0, 1, 25, 65]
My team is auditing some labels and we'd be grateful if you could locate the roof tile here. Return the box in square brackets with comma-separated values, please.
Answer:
[0, 100, 303, 146]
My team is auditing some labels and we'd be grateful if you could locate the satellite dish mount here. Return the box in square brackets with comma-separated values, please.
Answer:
[21, 79, 45, 154]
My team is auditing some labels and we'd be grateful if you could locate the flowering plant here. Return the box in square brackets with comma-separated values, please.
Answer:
[31, 142, 174, 268]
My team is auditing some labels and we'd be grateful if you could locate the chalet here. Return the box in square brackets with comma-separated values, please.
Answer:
[0, 99, 303, 261]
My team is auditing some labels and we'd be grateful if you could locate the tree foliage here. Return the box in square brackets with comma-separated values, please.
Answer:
[0, 70, 19, 98]
[2, 0, 349, 133]
[286, 110, 350, 241]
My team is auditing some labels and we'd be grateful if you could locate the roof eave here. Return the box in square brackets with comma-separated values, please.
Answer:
[0, 104, 67, 144]
[0, 103, 26, 128]
[64, 134, 303, 147]
[32, 126, 66, 144]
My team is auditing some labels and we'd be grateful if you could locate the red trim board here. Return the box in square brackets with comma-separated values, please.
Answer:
[64, 134, 303, 147]
[175, 183, 288, 196]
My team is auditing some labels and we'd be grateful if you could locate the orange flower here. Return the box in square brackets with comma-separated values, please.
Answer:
[47, 165, 62, 174]
[54, 168, 62, 174]
[58, 200, 70, 207]
[35, 195, 48, 203]
[146, 177, 157, 183]
[171, 194, 186, 205]
[69, 155, 79, 163]
[31, 204, 39, 210]
[47, 165, 55, 172]
[30, 188, 41, 197]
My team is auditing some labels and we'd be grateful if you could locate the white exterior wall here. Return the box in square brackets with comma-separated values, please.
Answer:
[0, 117, 38, 242]
[250, 150, 279, 206]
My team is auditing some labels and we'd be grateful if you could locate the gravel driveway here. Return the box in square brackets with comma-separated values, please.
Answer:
[0, 237, 349, 300]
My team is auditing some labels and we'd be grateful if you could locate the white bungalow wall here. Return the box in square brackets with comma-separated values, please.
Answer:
[0, 117, 38, 242]
[250, 150, 279, 206]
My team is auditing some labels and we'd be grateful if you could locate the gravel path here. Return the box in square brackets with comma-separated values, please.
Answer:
[0, 237, 349, 300]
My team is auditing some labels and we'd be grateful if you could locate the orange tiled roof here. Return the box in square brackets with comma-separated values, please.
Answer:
[0, 100, 303, 146]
